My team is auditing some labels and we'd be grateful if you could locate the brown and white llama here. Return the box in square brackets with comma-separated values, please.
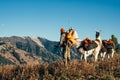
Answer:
[100, 40, 115, 60]
[78, 32, 102, 61]
[70, 29, 102, 62]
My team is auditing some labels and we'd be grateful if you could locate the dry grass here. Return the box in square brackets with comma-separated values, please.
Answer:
[0, 54, 120, 80]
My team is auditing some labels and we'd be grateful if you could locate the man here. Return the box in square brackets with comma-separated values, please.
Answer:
[59, 28, 74, 66]
[59, 28, 67, 59]
[59, 28, 66, 47]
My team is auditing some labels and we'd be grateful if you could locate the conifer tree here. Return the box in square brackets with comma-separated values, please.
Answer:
[111, 35, 118, 45]
[111, 35, 120, 53]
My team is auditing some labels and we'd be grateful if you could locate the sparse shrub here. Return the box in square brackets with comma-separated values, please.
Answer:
[100, 75, 115, 80]
[116, 44, 120, 54]
[43, 74, 54, 80]
[114, 68, 120, 78]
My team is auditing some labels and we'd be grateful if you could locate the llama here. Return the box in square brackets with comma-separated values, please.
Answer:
[59, 28, 102, 64]
[70, 29, 102, 62]
[100, 40, 115, 60]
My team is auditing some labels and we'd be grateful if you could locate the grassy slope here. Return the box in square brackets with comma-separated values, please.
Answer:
[0, 54, 120, 80]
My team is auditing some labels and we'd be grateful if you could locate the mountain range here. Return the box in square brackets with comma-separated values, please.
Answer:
[0, 36, 80, 65]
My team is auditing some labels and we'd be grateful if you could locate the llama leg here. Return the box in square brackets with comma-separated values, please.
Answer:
[100, 52, 104, 60]
[100, 53, 103, 58]
[95, 54, 98, 62]
[102, 52, 106, 60]
[80, 54, 83, 60]
[111, 49, 115, 58]
[107, 54, 110, 59]
[79, 48, 84, 60]
[84, 52, 87, 62]
[94, 51, 99, 62]
[93, 50, 97, 62]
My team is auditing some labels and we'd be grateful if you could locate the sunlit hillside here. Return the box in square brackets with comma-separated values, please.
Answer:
[0, 54, 120, 80]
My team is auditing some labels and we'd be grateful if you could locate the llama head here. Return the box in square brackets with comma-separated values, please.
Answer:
[96, 31, 100, 39]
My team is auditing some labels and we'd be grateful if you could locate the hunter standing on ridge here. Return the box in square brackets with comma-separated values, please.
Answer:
[59, 28, 75, 66]
[59, 28, 67, 58]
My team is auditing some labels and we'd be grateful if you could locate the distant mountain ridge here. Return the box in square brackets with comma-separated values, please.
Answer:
[0, 36, 80, 65]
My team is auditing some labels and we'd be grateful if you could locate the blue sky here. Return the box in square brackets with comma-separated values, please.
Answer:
[0, 0, 120, 42]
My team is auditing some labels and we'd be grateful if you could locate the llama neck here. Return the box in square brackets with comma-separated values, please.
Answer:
[97, 36, 100, 40]
[96, 36, 102, 43]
